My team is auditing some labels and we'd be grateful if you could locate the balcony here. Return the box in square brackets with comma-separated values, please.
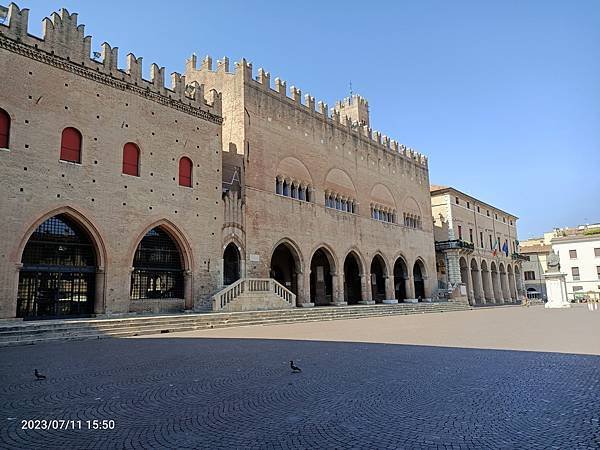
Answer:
[511, 253, 529, 261]
[435, 239, 475, 252]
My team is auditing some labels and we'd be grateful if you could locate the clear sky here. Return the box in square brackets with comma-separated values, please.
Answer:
[14, 0, 600, 239]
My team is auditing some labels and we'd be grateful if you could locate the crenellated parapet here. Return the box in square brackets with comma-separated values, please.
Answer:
[0, 3, 222, 123]
[185, 52, 428, 168]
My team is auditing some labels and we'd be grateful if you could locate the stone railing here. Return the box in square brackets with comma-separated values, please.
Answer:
[511, 253, 529, 261]
[212, 278, 296, 310]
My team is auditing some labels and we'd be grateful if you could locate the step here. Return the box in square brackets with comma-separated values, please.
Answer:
[0, 302, 471, 347]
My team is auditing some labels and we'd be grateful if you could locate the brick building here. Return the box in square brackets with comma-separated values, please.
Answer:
[0, 4, 436, 319]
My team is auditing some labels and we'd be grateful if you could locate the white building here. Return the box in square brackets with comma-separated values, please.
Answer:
[552, 232, 600, 301]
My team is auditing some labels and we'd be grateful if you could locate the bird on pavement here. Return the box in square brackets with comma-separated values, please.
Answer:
[34, 369, 46, 380]
[290, 361, 302, 373]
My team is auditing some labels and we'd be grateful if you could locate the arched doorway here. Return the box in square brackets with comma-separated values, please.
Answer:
[413, 260, 425, 299]
[393, 257, 408, 302]
[343, 252, 362, 305]
[17, 214, 97, 319]
[270, 242, 299, 295]
[310, 248, 334, 306]
[130, 227, 184, 300]
[223, 243, 241, 285]
[370, 255, 386, 303]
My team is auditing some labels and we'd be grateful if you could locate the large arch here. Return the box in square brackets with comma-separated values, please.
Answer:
[277, 156, 314, 185]
[413, 259, 426, 299]
[393, 256, 409, 302]
[129, 219, 194, 309]
[310, 246, 336, 306]
[499, 262, 509, 303]
[15, 206, 107, 318]
[270, 239, 303, 299]
[17, 214, 99, 318]
[370, 254, 387, 303]
[343, 250, 364, 305]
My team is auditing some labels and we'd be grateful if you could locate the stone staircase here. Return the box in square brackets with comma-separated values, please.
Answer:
[0, 301, 471, 347]
[212, 278, 295, 312]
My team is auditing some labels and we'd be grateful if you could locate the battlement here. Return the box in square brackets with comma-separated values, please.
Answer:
[0, 3, 222, 121]
[185, 54, 428, 167]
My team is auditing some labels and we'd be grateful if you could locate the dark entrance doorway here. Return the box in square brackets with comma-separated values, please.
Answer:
[343, 252, 362, 305]
[130, 227, 184, 300]
[394, 258, 408, 302]
[270, 243, 298, 295]
[370, 255, 386, 303]
[17, 214, 97, 319]
[310, 248, 333, 306]
[223, 243, 241, 285]
[413, 261, 425, 299]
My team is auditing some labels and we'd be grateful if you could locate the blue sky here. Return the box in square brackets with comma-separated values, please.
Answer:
[15, 0, 600, 239]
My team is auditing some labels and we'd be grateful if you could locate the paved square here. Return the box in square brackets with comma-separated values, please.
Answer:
[1, 306, 599, 449]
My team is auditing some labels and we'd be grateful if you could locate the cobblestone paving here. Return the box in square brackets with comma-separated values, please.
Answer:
[1, 336, 599, 449]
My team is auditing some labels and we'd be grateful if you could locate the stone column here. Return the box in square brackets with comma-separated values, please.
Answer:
[297, 270, 314, 307]
[475, 269, 485, 304]
[405, 273, 416, 301]
[466, 266, 475, 305]
[492, 272, 503, 305]
[94, 267, 106, 314]
[330, 272, 347, 306]
[446, 250, 461, 286]
[358, 273, 375, 304]
[501, 271, 510, 303]
[511, 273, 518, 302]
[485, 270, 494, 303]
[183, 270, 193, 310]
[383, 275, 398, 304]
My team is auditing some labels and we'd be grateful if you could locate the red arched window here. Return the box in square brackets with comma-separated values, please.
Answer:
[0, 108, 10, 149]
[122, 142, 140, 176]
[60, 127, 82, 163]
[179, 157, 193, 187]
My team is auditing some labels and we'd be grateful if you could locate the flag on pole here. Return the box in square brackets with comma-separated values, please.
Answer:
[502, 241, 509, 256]
[492, 238, 499, 256]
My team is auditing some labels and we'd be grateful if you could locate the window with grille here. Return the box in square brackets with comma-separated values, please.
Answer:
[60, 127, 82, 163]
[130, 228, 184, 300]
[571, 267, 580, 280]
[569, 250, 577, 259]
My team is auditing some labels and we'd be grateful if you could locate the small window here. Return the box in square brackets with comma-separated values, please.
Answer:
[469, 228, 473, 243]
[480, 232, 483, 248]
[458, 225, 462, 240]
[597, 266, 600, 279]
[595, 248, 600, 257]
[477, 205, 480, 213]
[495, 213, 498, 220]
[524, 271, 535, 281]
[486, 210, 490, 217]
[122, 142, 140, 176]
[0, 107, 10, 148]
[503, 217, 506, 223]
[572, 286, 583, 292]
[569, 250, 577, 259]
[178, 157, 192, 187]
[466, 201, 470, 209]
[60, 127, 82, 163]
[455, 197, 459, 205]
[571, 267, 580, 280]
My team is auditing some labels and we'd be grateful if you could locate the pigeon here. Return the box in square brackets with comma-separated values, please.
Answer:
[34, 369, 46, 380]
[290, 361, 302, 373]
